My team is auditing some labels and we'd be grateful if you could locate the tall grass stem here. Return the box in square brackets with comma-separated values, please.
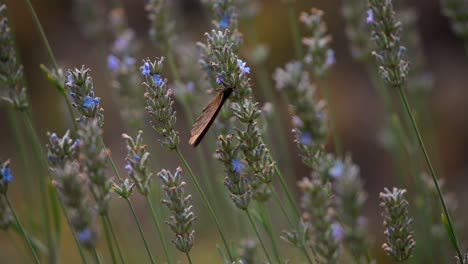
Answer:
[4, 194, 40, 264]
[396, 85, 463, 260]
[244, 209, 273, 264]
[145, 195, 173, 264]
[125, 199, 156, 264]
[104, 214, 126, 264]
[100, 215, 117, 264]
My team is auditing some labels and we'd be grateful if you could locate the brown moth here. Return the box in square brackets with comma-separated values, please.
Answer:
[189, 87, 233, 146]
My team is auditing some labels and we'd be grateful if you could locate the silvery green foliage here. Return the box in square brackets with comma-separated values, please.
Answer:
[380, 187, 415, 262]
[78, 120, 112, 214]
[281, 218, 310, 249]
[121, 131, 152, 196]
[300, 8, 335, 78]
[107, 8, 143, 130]
[216, 134, 252, 210]
[334, 156, 372, 263]
[342, 0, 373, 61]
[198, 30, 250, 98]
[142, 58, 179, 150]
[273, 61, 327, 166]
[299, 178, 341, 264]
[0, 5, 28, 110]
[456, 253, 468, 264]
[67, 66, 105, 126]
[46, 130, 80, 169]
[159, 167, 196, 253]
[53, 161, 97, 249]
[146, 0, 175, 52]
[0, 194, 12, 229]
[233, 100, 273, 202]
[367, 0, 410, 88]
[441, 0, 468, 40]
[238, 239, 259, 264]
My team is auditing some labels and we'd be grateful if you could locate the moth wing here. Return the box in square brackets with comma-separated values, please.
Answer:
[189, 91, 227, 146]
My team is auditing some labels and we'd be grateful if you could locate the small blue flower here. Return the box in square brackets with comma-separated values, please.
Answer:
[107, 54, 120, 71]
[329, 160, 344, 179]
[77, 228, 91, 243]
[74, 139, 81, 146]
[186, 82, 194, 92]
[66, 74, 73, 87]
[216, 74, 224, 85]
[1, 166, 12, 183]
[331, 222, 344, 241]
[366, 9, 373, 24]
[141, 62, 151, 75]
[125, 163, 132, 171]
[134, 154, 140, 161]
[231, 159, 243, 172]
[51, 133, 58, 141]
[237, 59, 251, 75]
[123, 56, 136, 66]
[70, 92, 76, 98]
[153, 74, 163, 86]
[300, 132, 312, 145]
[219, 15, 229, 28]
[83, 96, 99, 108]
[325, 49, 335, 67]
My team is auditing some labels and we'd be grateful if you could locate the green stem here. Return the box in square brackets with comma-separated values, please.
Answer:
[286, 1, 303, 60]
[125, 198, 156, 264]
[257, 204, 282, 263]
[98, 137, 123, 182]
[91, 248, 101, 264]
[185, 252, 193, 264]
[396, 85, 463, 260]
[244, 209, 273, 264]
[273, 165, 301, 218]
[145, 195, 172, 264]
[7, 229, 31, 263]
[175, 148, 234, 261]
[22, 112, 56, 263]
[4, 194, 40, 264]
[104, 214, 126, 264]
[319, 80, 342, 156]
[100, 215, 117, 264]
[22, 0, 77, 128]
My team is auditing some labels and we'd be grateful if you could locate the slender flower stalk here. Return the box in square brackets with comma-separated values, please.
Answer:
[367, 0, 463, 259]
[142, 57, 234, 261]
[0, 160, 40, 264]
[118, 130, 171, 264]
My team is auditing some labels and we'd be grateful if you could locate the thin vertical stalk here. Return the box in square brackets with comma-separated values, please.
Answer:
[125, 199, 156, 264]
[104, 214, 126, 264]
[6, 229, 31, 263]
[257, 204, 282, 263]
[244, 210, 273, 264]
[185, 252, 193, 264]
[4, 194, 40, 264]
[100, 215, 117, 264]
[91, 248, 102, 264]
[175, 148, 234, 261]
[145, 195, 173, 264]
[319, 81, 342, 156]
[273, 165, 301, 217]
[22, 0, 77, 128]
[286, 1, 303, 60]
[396, 85, 463, 260]
[98, 137, 123, 182]
[22, 112, 56, 263]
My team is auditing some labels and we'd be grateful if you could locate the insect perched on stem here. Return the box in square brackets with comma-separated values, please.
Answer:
[189, 87, 233, 147]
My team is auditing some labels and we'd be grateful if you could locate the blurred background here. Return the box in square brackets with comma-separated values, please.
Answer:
[1, 0, 468, 263]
